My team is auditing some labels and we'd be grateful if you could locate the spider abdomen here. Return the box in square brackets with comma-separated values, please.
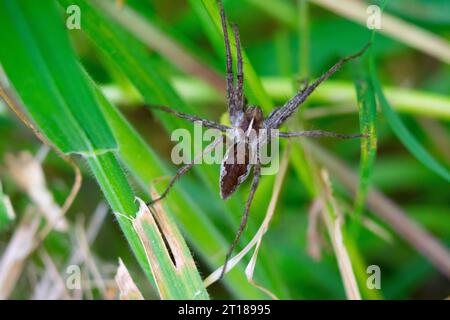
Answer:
[219, 141, 253, 199]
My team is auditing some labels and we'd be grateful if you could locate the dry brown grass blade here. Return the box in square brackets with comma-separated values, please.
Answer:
[5, 151, 67, 231]
[0, 208, 40, 299]
[0, 147, 80, 299]
[307, 141, 450, 280]
[75, 217, 108, 297]
[115, 258, 144, 300]
[417, 118, 450, 164]
[115, 0, 125, 9]
[0, 79, 82, 300]
[131, 196, 208, 299]
[319, 170, 361, 300]
[131, 198, 178, 299]
[361, 216, 394, 244]
[244, 146, 292, 300]
[306, 198, 323, 261]
[306, 197, 393, 263]
[310, 0, 450, 64]
[0, 83, 82, 240]
[32, 203, 108, 300]
[147, 190, 188, 270]
[36, 250, 72, 300]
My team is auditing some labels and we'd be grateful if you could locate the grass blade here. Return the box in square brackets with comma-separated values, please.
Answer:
[115, 258, 144, 300]
[352, 60, 378, 216]
[310, 0, 450, 64]
[169, 76, 450, 121]
[306, 141, 450, 279]
[0, 179, 15, 231]
[1, 0, 208, 299]
[370, 62, 450, 183]
[95, 0, 225, 93]
[0, 209, 40, 299]
[195, 0, 274, 111]
[87, 151, 209, 299]
[0, 0, 116, 154]
[319, 170, 361, 300]
[133, 197, 209, 300]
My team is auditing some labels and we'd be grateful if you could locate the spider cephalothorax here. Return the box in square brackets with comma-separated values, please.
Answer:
[148, 0, 369, 280]
[239, 106, 265, 131]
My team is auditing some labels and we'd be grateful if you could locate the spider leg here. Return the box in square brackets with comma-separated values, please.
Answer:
[219, 164, 261, 280]
[265, 43, 371, 129]
[148, 136, 225, 205]
[232, 23, 244, 111]
[148, 162, 196, 205]
[218, 1, 235, 110]
[278, 131, 368, 139]
[149, 105, 230, 131]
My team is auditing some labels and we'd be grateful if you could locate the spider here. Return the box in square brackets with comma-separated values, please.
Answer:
[148, 0, 369, 280]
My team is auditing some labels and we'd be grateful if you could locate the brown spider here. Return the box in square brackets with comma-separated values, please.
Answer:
[148, 0, 369, 280]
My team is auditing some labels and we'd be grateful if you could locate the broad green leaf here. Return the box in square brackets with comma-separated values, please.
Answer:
[0, 0, 116, 154]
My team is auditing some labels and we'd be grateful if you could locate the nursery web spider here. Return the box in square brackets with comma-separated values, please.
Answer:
[148, 0, 369, 281]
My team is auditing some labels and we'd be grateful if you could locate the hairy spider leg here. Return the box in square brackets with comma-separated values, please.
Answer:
[219, 163, 262, 280]
[278, 131, 368, 139]
[148, 136, 225, 205]
[232, 23, 244, 113]
[265, 43, 371, 129]
[149, 105, 230, 132]
[218, 0, 238, 121]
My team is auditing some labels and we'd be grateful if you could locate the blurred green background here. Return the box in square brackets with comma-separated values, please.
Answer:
[0, 0, 449, 300]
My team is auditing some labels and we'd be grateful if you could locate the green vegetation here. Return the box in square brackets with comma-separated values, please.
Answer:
[0, 0, 448, 299]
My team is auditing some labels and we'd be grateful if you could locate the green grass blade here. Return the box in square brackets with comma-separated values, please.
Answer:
[370, 0, 448, 183]
[88, 153, 209, 299]
[0, 0, 116, 154]
[194, 0, 274, 111]
[0, 0, 154, 287]
[352, 60, 378, 216]
[0, 179, 14, 231]
[133, 198, 209, 299]
[168, 77, 450, 121]
[1, 0, 209, 299]
[370, 65, 450, 183]
[245, 0, 297, 29]
[85, 152, 154, 279]
[58, 0, 192, 132]
[186, 0, 225, 59]
[342, 227, 383, 300]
